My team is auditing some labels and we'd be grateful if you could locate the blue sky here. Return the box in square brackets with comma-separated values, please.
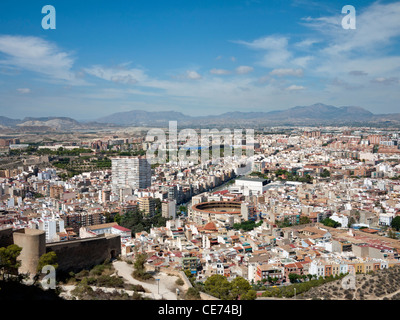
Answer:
[0, 0, 399, 120]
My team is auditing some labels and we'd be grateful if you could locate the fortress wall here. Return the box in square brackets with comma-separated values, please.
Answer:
[46, 234, 121, 273]
[13, 228, 46, 276]
[0, 227, 14, 248]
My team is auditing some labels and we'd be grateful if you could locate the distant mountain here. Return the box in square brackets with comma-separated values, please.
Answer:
[17, 117, 82, 130]
[0, 116, 114, 131]
[0, 116, 21, 127]
[261, 103, 375, 121]
[95, 103, 380, 126]
[96, 110, 193, 126]
[1, 103, 400, 130]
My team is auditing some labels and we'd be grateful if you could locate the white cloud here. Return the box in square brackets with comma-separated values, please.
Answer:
[349, 70, 368, 76]
[234, 35, 292, 68]
[17, 88, 31, 94]
[371, 77, 399, 85]
[84, 64, 148, 84]
[235, 65, 254, 74]
[210, 68, 231, 75]
[270, 68, 304, 77]
[0, 35, 84, 85]
[294, 39, 319, 48]
[302, 2, 400, 57]
[185, 70, 202, 80]
[286, 85, 305, 91]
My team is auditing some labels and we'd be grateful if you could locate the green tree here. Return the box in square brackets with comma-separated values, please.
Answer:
[391, 216, 400, 231]
[299, 216, 311, 225]
[320, 169, 331, 178]
[204, 274, 232, 300]
[113, 214, 122, 225]
[241, 289, 257, 300]
[36, 251, 58, 273]
[185, 287, 201, 300]
[0, 244, 22, 280]
[178, 205, 187, 216]
[388, 228, 398, 239]
[289, 273, 300, 283]
[229, 276, 252, 300]
[348, 216, 356, 228]
[321, 218, 341, 228]
[132, 253, 152, 280]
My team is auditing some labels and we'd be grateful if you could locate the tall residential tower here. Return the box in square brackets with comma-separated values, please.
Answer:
[111, 157, 151, 199]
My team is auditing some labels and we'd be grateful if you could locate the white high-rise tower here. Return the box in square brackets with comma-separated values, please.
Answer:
[111, 157, 151, 199]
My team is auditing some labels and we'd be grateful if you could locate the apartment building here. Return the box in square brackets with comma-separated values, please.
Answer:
[138, 196, 155, 216]
[111, 157, 151, 198]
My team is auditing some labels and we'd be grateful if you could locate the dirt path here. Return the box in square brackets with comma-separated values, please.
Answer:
[60, 285, 154, 300]
[112, 260, 180, 300]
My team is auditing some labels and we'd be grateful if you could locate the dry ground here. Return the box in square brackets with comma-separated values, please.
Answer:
[300, 265, 400, 300]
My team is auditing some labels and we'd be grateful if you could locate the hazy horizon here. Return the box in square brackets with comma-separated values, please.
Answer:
[0, 0, 399, 119]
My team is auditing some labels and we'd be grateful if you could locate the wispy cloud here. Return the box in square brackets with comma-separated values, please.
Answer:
[371, 77, 399, 85]
[235, 65, 254, 74]
[349, 70, 368, 76]
[0, 35, 85, 85]
[210, 68, 231, 75]
[286, 84, 305, 91]
[184, 70, 202, 80]
[270, 68, 304, 77]
[17, 88, 31, 94]
[234, 35, 292, 68]
[84, 64, 148, 84]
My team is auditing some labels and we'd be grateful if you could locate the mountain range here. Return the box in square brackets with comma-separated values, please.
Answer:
[94, 103, 400, 127]
[1, 103, 400, 130]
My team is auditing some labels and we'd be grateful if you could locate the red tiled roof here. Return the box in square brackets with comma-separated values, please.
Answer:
[213, 190, 229, 195]
[204, 221, 218, 231]
[113, 225, 131, 232]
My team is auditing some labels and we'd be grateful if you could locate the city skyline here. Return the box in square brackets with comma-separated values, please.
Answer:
[0, 0, 399, 119]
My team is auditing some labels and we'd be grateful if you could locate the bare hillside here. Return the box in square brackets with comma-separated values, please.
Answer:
[300, 266, 400, 300]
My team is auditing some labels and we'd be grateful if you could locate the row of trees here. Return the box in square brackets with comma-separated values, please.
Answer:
[116, 208, 169, 235]
[182, 270, 257, 300]
[276, 215, 312, 228]
[321, 217, 341, 228]
[233, 220, 263, 231]
[275, 169, 313, 183]
[203, 274, 257, 300]
[261, 273, 347, 298]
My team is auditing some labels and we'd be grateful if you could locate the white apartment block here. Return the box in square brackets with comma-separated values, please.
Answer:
[379, 213, 394, 226]
[29, 217, 65, 242]
[111, 157, 151, 198]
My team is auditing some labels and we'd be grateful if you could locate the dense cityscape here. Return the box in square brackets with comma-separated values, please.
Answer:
[1, 1, 400, 316]
[1, 125, 400, 301]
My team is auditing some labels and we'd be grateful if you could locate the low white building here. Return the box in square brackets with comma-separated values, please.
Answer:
[232, 177, 270, 196]
[330, 212, 349, 228]
[379, 213, 394, 226]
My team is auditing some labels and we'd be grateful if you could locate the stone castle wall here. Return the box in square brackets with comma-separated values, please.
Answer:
[1, 228, 121, 275]
[46, 234, 121, 273]
[0, 227, 14, 248]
